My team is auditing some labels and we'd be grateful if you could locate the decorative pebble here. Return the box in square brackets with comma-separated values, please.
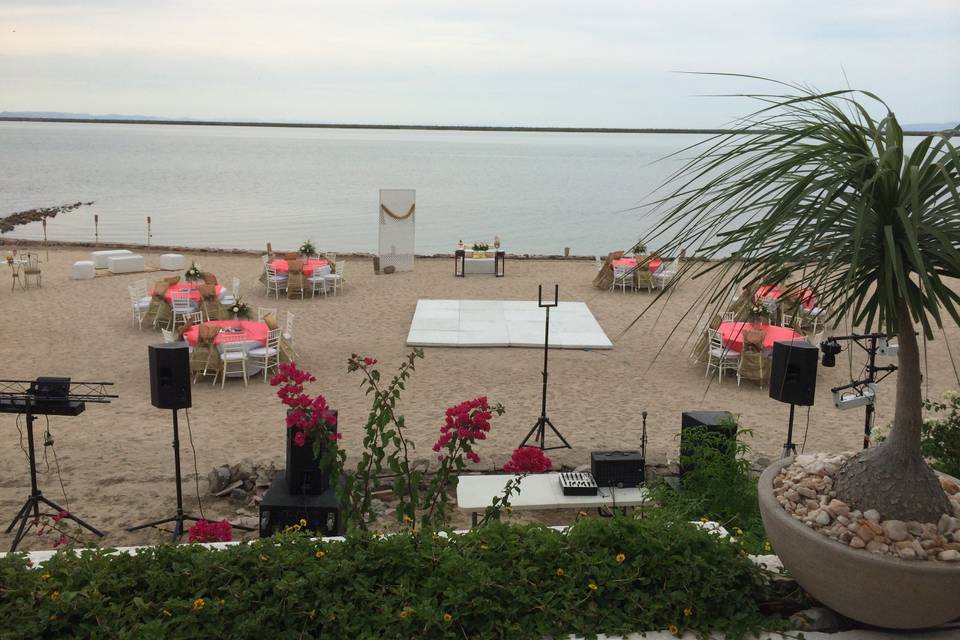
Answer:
[774, 453, 958, 563]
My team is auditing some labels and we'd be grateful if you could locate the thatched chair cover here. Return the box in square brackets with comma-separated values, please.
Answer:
[592, 250, 624, 290]
[286, 260, 305, 299]
[191, 325, 222, 383]
[743, 329, 766, 352]
[176, 317, 195, 342]
[198, 284, 223, 320]
[737, 349, 769, 388]
[284, 252, 299, 261]
[201, 272, 218, 285]
[164, 275, 181, 285]
[147, 281, 171, 327]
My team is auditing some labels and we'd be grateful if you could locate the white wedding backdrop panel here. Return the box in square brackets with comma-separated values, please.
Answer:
[379, 189, 416, 272]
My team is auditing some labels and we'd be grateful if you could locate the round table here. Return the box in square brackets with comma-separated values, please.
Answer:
[718, 321, 803, 353]
[271, 258, 330, 277]
[612, 257, 662, 272]
[152, 282, 225, 305]
[755, 285, 816, 310]
[182, 320, 270, 377]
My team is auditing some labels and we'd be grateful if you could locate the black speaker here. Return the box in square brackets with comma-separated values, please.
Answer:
[680, 411, 737, 476]
[260, 472, 343, 537]
[591, 450, 645, 487]
[769, 340, 818, 406]
[148, 343, 192, 410]
[286, 410, 337, 495]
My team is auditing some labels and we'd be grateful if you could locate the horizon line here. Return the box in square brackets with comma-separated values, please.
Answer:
[0, 116, 948, 137]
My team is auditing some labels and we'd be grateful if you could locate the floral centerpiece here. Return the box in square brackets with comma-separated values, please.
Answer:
[228, 297, 251, 319]
[748, 300, 770, 325]
[471, 242, 490, 258]
[184, 262, 203, 282]
[299, 239, 317, 257]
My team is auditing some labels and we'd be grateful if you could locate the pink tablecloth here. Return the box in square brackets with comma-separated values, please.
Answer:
[755, 285, 816, 310]
[271, 258, 329, 277]
[612, 258, 662, 272]
[718, 321, 803, 353]
[182, 320, 269, 348]
[150, 282, 224, 305]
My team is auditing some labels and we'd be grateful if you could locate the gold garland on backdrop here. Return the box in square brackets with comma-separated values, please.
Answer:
[379, 203, 416, 223]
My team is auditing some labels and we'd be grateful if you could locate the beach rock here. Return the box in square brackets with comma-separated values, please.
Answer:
[898, 547, 918, 560]
[215, 479, 243, 498]
[383, 265, 396, 274]
[789, 607, 840, 632]
[850, 536, 866, 549]
[940, 477, 959, 495]
[208, 465, 232, 494]
[235, 459, 254, 481]
[938, 514, 959, 535]
[865, 540, 888, 554]
[228, 488, 247, 504]
[815, 510, 831, 525]
[882, 520, 909, 542]
[863, 509, 881, 522]
[938, 550, 960, 561]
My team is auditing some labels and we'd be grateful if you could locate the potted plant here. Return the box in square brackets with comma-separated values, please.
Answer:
[636, 79, 960, 627]
[299, 239, 317, 258]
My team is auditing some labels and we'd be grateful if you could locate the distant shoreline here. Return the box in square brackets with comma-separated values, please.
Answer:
[0, 116, 948, 137]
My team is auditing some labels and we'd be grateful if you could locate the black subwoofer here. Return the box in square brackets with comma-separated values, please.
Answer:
[591, 450, 645, 487]
[148, 343, 192, 410]
[769, 340, 818, 406]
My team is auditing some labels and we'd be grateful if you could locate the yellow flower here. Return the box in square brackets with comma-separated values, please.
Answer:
[443, 613, 453, 623]
[555, 568, 564, 577]
[399, 611, 408, 620]
[684, 607, 693, 617]
[699, 516, 709, 523]
[734, 527, 744, 536]
[402, 515, 413, 523]
[505, 506, 512, 513]
[299, 518, 307, 527]
[615, 553, 626, 563]
[669, 623, 680, 637]
[193, 598, 205, 610]
[763, 542, 772, 553]
[588, 582, 598, 591]
[219, 599, 225, 608]
[309, 609, 316, 620]
[50, 591, 60, 602]
[162, 609, 172, 617]
[259, 554, 268, 561]
[578, 511, 588, 517]
[315, 550, 326, 558]
[40, 574, 50, 581]
[479, 543, 489, 551]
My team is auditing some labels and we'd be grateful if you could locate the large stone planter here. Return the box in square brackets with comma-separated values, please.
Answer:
[758, 458, 960, 629]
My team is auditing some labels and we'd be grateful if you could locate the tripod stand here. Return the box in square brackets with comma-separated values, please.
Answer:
[520, 284, 571, 451]
[127, 409, 204, 541]
[781, 403, 798, 460]
[5, 409, 105, 551]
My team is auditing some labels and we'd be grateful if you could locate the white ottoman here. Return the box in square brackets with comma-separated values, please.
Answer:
[91, 249, 133, 268]
[108, 254, 145, 274]
[160, 253, 186, 271]
[71, 261, 96, 280]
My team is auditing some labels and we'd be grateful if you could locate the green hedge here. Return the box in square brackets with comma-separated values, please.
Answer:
[0, 517, 788, 639]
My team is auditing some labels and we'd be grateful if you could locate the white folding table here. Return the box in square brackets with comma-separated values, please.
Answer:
[456, 472, 649, 526]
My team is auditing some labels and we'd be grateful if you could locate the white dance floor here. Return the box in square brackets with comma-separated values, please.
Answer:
[406, 299, 613, 349]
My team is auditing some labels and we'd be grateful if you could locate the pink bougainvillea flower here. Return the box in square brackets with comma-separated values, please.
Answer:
[293, 431, 307, 447]
[363, 357, 378, 366]
[503, 447, 553, 473]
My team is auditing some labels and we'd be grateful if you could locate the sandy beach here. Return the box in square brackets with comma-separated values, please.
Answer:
[2, 247, 958, 550]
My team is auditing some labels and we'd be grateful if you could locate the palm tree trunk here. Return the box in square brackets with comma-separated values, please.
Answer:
[832, 297, 950, 522]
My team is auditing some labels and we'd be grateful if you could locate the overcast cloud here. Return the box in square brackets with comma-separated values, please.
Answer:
[1, 0, 958, 127]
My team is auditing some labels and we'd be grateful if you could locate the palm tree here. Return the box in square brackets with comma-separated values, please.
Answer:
[641, 78, 959, 522]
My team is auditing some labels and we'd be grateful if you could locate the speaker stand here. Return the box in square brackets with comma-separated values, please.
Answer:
[5, 411, 105, 551]
[781, 403, 798, 459]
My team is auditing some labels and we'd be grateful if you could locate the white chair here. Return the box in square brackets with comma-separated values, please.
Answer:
[257, 307, 277, 322]
[248, 328, 281, 382]
[220, 277, 240, 306]
[265, 264, 287, 299]
[308, 269, 328, 297]
[612, 266, 633, 293]
[653, 259, 679, 289]
[161, 328, 176, 343]
[705, 328, 739, 384]
[128, 283, 152, 329]
[780, 312, 794, 329]
[186, 310, 204, 326]
[323, 260, 345, 296]
[217, 336, 249, 388]
[170, 291, 195, 331]
[282, 311, 295, 345]
[595, 256, 603, 271]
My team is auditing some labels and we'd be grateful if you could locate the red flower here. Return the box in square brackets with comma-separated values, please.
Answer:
[54, 534, 69, 548]
[53, 510, 69, 523]
[293, 431, 307, 447]
[503, 447, 553, 473]
[188, 519, 233, 543]
[363, 357, 378, 366]
[466, 451, 481, 464]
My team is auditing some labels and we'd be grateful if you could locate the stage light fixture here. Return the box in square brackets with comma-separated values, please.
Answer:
[820, 339, 842, 367]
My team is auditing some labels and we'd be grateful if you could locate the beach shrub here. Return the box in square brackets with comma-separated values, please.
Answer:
[0, 516, 792, 639]
[921, 391, 960, 478]
[648, 424, 767, 553]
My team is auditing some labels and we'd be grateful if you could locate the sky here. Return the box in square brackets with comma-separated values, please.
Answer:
[1, 0, 958, 128]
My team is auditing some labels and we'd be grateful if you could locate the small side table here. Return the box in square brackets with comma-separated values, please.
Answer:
[454, 249, 465, 277]
[495, 251, 505, 277]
